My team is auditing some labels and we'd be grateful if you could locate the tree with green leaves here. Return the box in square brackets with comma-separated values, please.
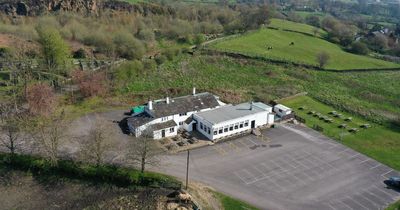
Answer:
[36, 26, 71, 74]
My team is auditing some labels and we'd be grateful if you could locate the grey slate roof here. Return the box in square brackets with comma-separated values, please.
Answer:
[149, 92, 219, 118]
[127, 112, 154, 129]
[150, 120, 177, 131]
[194, 102, 268, 125]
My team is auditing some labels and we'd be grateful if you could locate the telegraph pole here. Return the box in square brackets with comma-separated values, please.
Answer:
[186, 149, 190, 190]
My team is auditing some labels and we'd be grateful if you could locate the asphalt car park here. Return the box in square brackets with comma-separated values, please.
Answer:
[158, 124, 400, 210]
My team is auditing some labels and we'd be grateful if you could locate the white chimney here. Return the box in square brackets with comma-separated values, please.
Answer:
[166, 97, 170, 104]
[193, 87, 196, 95]
[148, 100, 153, 110]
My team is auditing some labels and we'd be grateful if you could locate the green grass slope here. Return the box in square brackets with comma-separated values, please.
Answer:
[268, 18, 327, 37]
[210, 28, 400, 70]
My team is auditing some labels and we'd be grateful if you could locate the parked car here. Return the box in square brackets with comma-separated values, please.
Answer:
[386, 176, 400, 188]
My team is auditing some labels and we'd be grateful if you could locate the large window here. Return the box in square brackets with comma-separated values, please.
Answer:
[170, 127, 174, 133]
[219, 128, 223, 134]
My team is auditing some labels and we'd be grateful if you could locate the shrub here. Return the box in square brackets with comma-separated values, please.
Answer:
[73, 48, 87, 59]
[350, 42, 369, 55]
[113, 32, 145, 60]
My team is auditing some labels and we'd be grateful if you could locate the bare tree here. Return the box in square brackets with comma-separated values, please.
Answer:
[312, 27, 320, 37]
[0, 104, 26, 155]
[316, 52, 330, 68]
[26, 83, 57, 117]
[80, 117, 114, 166]
[33, 111, 67, 166]
[126, 129, 160, 173]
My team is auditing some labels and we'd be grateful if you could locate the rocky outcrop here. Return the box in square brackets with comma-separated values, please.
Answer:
[0, 0, 98, 16]
[0, 0, 172, 16]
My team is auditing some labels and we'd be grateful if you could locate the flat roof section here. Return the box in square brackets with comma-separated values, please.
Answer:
[194, 102, 269, 125]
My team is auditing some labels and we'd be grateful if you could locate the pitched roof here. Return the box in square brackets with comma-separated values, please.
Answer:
[194, 102, 269, 125]
[150, 120, 177, 131]
[127, 112, 154, 128]
[149, 92, 219, 118]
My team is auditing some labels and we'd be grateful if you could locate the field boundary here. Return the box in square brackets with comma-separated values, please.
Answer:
[201, 49, 400, 72]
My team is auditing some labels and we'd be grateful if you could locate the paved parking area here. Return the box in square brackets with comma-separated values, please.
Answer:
[158, 124, 400, 210]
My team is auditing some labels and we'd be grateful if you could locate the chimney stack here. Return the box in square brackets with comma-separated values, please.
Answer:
[166, 97, 170, 104]
[148, 100, 153, 110]
[193, 87, 196, 95]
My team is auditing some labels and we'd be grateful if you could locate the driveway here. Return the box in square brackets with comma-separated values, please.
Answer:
[157, 124, 400, 210]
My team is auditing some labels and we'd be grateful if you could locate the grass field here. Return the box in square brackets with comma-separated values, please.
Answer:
[387, 200, 400, 210]
[210, 28, 400, 70]
[268, 18, 327, 37]
[214, 192, 259, 210]
[281, 96, 400, 171]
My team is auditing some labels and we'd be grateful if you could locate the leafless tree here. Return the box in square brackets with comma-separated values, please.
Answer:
[316, 52, 330, 68]
[126, 129, 160, 173]
[0, 103, 26, 155]
[80, 117, 114, 166]
[33, 111, 67, 166]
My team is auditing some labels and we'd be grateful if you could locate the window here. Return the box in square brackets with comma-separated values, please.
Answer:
[229, 125, 234, 131]
[179, 122, 183, 126]
[200, 122, 203, 130]
[179, 113, 187, 116]
[240, 122, 244, 128]
[224, 127, 228, 132]
[279, 109, 283, 113]
[219, 128, 223, 134]
[161, 117, 168, 121]
[170, 127, 174, 133]
[214, 130, 217, 135]
[208, 128, 211, 134]
[234, 123, 239, 129]
[244, 120, 249, 127]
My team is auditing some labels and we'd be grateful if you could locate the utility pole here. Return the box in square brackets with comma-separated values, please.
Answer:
[186, 149, 190, 190]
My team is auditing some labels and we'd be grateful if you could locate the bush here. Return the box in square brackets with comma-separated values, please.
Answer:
[350, 42, 369, 55]
[113, 32, 145, 60]
[73, 48, 87, 59]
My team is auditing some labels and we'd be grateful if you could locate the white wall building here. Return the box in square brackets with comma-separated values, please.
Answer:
[127, 89, 222, 139]
[127, 89, 278, 140]
[193, 102, 275, 140]
[274, 104, 292, 118]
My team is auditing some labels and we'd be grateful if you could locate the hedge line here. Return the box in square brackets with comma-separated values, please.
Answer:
[0, 153, 181, 190]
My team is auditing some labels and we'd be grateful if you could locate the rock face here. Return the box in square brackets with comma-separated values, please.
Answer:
[0, 0, 172, 16]
[0, 0, 99, 16]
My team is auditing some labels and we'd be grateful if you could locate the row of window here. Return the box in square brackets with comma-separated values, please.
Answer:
[200, 120, 250, 136]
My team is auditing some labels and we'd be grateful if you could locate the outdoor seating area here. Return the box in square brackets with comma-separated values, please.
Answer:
[299, 106, 371, 134]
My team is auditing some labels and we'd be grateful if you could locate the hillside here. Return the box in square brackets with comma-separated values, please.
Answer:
[268, 18, 328, 38]
[210, 27, 400, 70]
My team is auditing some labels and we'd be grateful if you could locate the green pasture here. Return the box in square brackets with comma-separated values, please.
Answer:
[269, 18, 327, 37]
[210, 28, 400, 70]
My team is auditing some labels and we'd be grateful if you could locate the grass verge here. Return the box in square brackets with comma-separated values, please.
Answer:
[387, 200, 400, 210]
[0, 153, 181, 190]
[214, 191, 259, 210]
[281, 95, 400, 171]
